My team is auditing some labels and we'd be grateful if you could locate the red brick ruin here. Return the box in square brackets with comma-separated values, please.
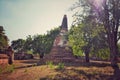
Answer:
[44, 15, 75, 63]
[0, 46, 14, 65]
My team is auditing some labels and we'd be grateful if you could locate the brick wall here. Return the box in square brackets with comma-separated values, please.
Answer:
[0, 54, 8, 65]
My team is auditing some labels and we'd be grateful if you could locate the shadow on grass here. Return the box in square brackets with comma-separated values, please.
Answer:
[15, 59, 110, 70]
[40, 68, 111, 80]
[39, 61, 120, 80]
[62, 60, 111, 68]
[14, 59, 120, 80]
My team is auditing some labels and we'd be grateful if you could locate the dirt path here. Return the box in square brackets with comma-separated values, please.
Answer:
[0, 58, 120, 80]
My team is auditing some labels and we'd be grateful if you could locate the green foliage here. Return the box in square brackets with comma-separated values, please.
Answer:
[0, 26, 9, 50]
[91, 48, 110, 60]
[68, 19, 109, 60]
[11, 27, 60, 56]
[11, 39, 25, 52]
[0, 64, 15, 74]
[32, 27, 60, 55]
[46, 61, 54, 69]
[26, 50, 33, 54]
[6, 64, 15, 73]
[23, 35, 33, 51]
[68, 25, 86, 56]
[72, 0, 120, 66]
[98, 48, 110, 60]
[72, 45, 84, 56]
[57, 63, 64, 70]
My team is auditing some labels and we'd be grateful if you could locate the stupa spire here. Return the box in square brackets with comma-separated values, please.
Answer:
[61, 14, 68, 31]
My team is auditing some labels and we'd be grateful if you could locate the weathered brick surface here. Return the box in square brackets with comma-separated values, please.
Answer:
[0, 54, 8, 65]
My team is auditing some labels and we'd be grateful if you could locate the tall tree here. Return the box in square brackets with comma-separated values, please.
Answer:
[0, 26, 9, 50]
[69, 15, 108, 62]
[72, 0, 120, 67]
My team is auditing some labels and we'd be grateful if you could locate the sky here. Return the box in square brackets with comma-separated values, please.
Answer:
[0, 0, 77, 44]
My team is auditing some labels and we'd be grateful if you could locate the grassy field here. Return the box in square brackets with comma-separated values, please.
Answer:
[0, 59, 120, 80]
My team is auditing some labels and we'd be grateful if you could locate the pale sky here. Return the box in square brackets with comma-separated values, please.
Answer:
[0, 0, 76, 44]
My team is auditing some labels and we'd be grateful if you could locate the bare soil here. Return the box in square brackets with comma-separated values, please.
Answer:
[0, 58, 120, 80]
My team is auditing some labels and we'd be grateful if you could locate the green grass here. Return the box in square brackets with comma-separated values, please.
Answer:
[6, 64, 15, 73]
[0, 64, 15, 74]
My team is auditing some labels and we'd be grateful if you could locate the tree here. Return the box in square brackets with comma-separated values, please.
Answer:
[69, 16, 108, 62]
[101, 0, 120, 67]
[11, 39, 25, 52]
[11, 27, 60, 58]
[0, 26, 9, 50]
[32, 27, 60, 58]
[71, 0, 120, 67]
[23, 35, 33, 52]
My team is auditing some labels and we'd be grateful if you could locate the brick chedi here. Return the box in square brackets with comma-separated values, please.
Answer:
[53, 15, 68, 47]
[43, 15, 75, 64]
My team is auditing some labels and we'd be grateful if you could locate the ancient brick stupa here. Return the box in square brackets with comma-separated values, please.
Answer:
[53, 15, 68, 47]
[43, 15, 75, 63]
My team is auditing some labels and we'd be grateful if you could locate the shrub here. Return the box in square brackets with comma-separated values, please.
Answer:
[46, 61, 54, 69]
[57, 63, 64, 70]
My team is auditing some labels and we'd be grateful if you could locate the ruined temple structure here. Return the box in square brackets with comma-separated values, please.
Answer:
[0, 46, 14, 65]
[43, 15, 75, 64]
[53, 15, 68, 47]
[0, 26, 14, 65]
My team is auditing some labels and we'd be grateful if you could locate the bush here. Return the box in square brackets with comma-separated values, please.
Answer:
[46, 61, 54, 69]
[57, 63, 64, 70]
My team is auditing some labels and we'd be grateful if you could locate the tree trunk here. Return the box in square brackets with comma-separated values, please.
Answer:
[108, 33, 118, 68]
[110, 43, 118, 67]
[85, 52, 89, 63]
[84, 48, 90, 63]
[39, 53, 44, 59]
[103, 10, 118, 67]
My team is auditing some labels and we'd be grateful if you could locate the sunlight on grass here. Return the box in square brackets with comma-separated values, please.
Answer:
[0, 64, 15, 74]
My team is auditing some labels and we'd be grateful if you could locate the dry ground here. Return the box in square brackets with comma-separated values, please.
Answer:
[0, 58, 120, 80]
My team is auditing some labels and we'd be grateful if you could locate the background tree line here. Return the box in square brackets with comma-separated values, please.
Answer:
[11, 27, 60, 57]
